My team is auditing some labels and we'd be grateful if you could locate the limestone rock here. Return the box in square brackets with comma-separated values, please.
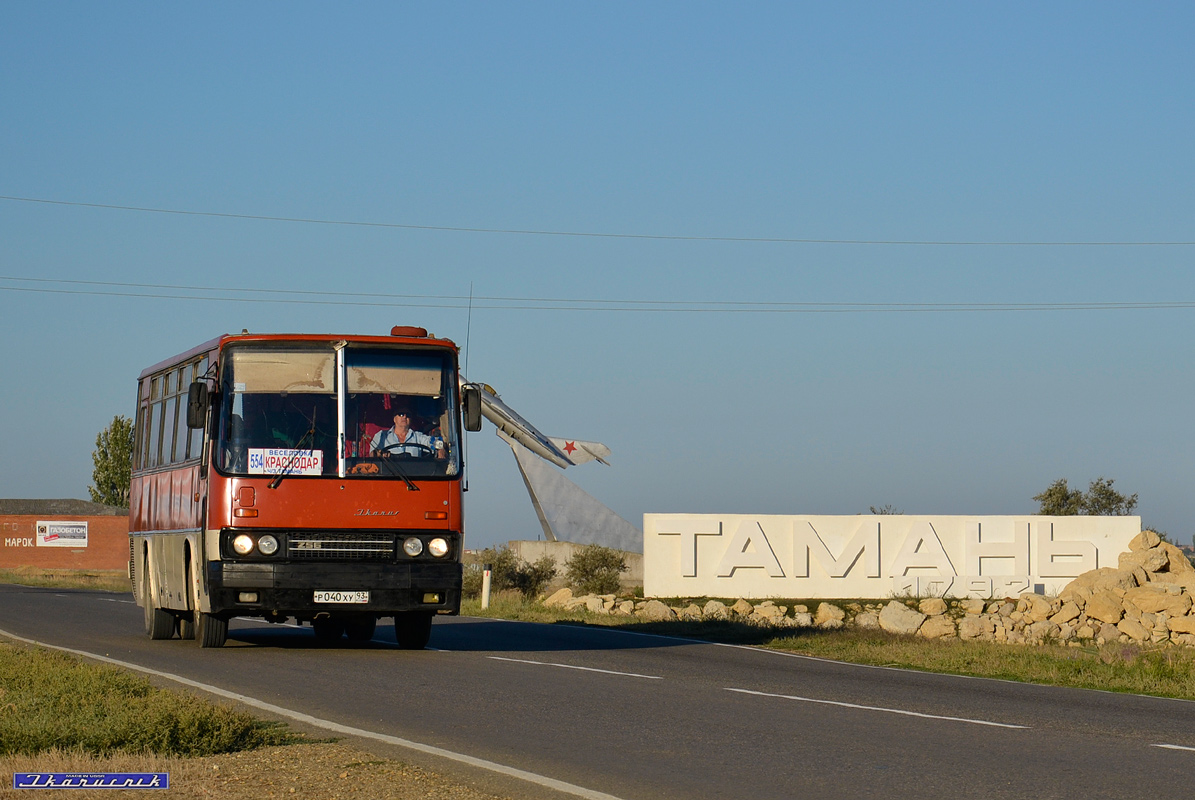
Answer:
[640, 600, 677, 621]
[919, 615, 956, 639]
[585, 596, 607, 614]
[679, 603, 703, 621]
[960, 599, 986, 615]
[1117, 617, 1150, 642]
[1123, 585, 1193, 616]
[1129, 530, 1162, 551]
[1085, 591, 1124, 625]
[1159, 542, 1195, 575]
[879, 601, 926, 635]
[615, 600, 635, 615]
[854, 612, 880, 629]
[1024, 620, 1060, 643]
[544, 588, 573, 607]
[1049, 602, 1081, 626]
[1120, 549, 1168, 574]
[816, 603, 846, 628]
[1070, 568, 1138, 593]
[702, 600, 730, 620]
[1168, 616, 1195, 635]
[1024, 594, 1053, 622]
[791, 612, 814, 627]
[918, 598, 948, 616]
[958, 615, 996, 641]
[753, 604, 784, 623]
[730, 599, 754, 616]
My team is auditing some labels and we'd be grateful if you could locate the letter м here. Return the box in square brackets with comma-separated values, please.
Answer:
[792, 520, 880, 578]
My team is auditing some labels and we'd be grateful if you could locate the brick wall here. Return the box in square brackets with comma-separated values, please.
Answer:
[0, 514, 129, 571]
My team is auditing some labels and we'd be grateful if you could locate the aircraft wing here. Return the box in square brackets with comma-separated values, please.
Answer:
[474, 383, 576, 469]
[548, 438, 610, 466]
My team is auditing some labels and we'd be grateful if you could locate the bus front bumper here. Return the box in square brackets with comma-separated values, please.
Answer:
[207, 561, 462, 617]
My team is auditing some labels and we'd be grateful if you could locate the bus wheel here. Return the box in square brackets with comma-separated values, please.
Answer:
[196, 610, 228, 648]
[345, 616, 376, 643]
[312, 618, 345, 644]
[394, 612, 433, 650]
[142, 571, 175, 640]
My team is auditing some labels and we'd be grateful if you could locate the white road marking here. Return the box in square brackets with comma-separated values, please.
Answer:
[1153, 744, 1195, 752]
[0, 627, 628, 800]
[726, 687, 1029, 729]
[488, 655, 662, 680]
[97, 597, 135, 605]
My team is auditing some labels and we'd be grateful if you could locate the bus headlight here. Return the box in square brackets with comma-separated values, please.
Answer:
[232, 534, 255, 555]
[258, 535, 279, 556]
[403, 537, 424, 557]
[428, 537, 449, 558]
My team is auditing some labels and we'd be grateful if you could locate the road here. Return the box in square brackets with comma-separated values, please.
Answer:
[2, 584, 1194, 800]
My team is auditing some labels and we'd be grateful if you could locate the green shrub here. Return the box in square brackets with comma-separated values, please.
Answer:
[564, 545, 627, 595]
[0, 644, 295, 756]
[462, 546, 556, 599]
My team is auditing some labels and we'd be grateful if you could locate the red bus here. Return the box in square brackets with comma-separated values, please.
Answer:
[129, 325, 481, 648]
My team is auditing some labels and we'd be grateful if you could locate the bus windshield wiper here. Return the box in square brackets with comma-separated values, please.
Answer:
[385, 456, 420, 492]
[269, 411, 316, 490]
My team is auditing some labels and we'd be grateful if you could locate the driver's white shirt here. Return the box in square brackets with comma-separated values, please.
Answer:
[371, 427, 433, 455]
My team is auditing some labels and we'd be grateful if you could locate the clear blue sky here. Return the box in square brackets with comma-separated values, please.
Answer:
[3, 3, 1194, 548]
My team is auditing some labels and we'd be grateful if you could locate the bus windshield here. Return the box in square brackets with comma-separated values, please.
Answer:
[216, 344, 460, 479]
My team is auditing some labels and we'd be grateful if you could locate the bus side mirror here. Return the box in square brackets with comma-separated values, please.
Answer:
[187, 382, 209, 429]
[462, 385, 482, 432]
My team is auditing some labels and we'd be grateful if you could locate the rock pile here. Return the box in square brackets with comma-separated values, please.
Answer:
[542, 531, 1195, 647]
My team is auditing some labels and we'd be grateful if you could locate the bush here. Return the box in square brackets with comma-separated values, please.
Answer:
[564, 545, 627, 595]
[0, 644, 294, 756]
[462, 546, 556, 599]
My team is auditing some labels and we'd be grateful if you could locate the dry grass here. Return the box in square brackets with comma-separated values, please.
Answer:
[0, 743, 512, 800]
[0, 567, 129, 594]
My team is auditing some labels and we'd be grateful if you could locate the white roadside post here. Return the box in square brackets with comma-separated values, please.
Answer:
[481, 564, 492, 610]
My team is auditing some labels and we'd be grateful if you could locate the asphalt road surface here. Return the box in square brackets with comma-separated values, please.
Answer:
[2, 584, 1194, 800]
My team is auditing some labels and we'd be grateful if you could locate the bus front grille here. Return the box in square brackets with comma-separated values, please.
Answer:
[287, 533, 395, 560]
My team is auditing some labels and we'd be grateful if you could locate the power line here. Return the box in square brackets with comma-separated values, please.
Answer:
[3, 276, 1194, 313]
[2, 194, 1193, 247]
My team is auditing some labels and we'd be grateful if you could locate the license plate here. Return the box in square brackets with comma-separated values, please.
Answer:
[314, 591, 370, 604]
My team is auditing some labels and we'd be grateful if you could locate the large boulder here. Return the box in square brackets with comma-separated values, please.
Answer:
[1085, 591, 1125, 624]
[1159, 542, 1195, 575]
[639, 600, 677, 621]
[1123, 585, 1193, 617]
[1129, 530, 1162, 551]
[919, 598, 948, 616]
[1120, 549, 1169, 574]
[958, 615, 995, 641]
[1167, 616, 1195, 635]
[918, 615, 956, 639]
[1069, 568, 1138, 593]
[879, 601, 926, 635]
[544, 588, 573, 607]
[815, 603, 846, 628]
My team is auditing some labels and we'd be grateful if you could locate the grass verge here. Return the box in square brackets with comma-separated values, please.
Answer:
[0, 642, 299, 757]
[0, 567, 129, 594]
[463, 594, 1195, 700]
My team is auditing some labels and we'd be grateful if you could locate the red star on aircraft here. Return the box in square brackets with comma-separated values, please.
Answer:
[563, 441, 577, 454]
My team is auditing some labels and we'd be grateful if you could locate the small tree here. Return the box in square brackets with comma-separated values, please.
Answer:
[1082, 477, 1138, 516]
[869, 505, 903, 515]
[89, 415, 134, 507]
[564, 545, 628, 595]
[1033, 476, 1137, 516]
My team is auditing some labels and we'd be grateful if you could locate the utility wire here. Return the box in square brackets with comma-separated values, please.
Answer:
[2, 194, 1193, 247]
[3, 280, 1194, 314]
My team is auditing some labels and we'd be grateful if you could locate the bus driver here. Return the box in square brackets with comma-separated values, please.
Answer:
[371, 410, 437, 458]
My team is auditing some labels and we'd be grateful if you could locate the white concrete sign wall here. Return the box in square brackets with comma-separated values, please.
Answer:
[644, 514, 1140, 599]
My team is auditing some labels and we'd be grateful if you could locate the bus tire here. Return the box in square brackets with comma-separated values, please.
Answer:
[196, 611, 228, 648]
[345, 616, 376, 643]
[394, 612, 433, 650]
[312, 618, 345, 643]
[142, 570, 175, 640]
